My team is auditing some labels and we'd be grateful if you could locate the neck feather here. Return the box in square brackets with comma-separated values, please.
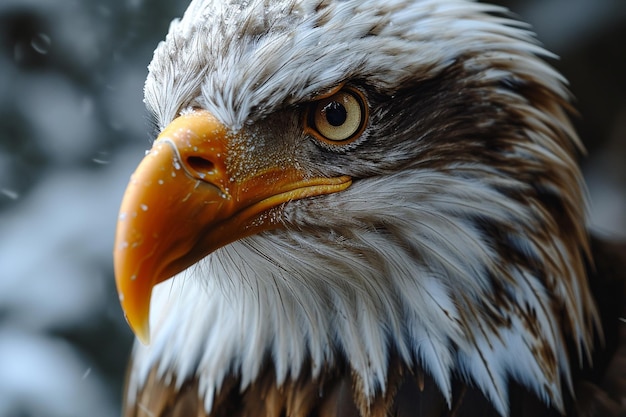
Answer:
[127, 168, 595, 416]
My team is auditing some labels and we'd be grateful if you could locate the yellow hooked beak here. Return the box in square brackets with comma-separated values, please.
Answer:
[113, 110, 351, 343]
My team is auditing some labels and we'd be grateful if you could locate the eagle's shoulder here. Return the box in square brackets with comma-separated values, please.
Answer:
[121, 358, 589, 417]
[124, 360, 626, 417]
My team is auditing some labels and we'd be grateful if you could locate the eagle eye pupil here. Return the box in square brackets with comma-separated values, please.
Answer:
[323, 102, 347, 127]
[307, 88, 367, 143]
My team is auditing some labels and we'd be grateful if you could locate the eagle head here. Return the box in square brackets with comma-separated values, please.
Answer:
[114, 1, 599, 415]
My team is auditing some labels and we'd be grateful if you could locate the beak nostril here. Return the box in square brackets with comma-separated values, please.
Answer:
[187, 156, 215, 175]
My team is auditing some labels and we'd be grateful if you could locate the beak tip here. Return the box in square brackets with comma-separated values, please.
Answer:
[123, 307, 151, 345]
[116, 273, 152, 346]
[135, 326, 151, 345]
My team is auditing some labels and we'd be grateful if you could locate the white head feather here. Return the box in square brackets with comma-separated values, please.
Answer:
[129, 1, 597, 416]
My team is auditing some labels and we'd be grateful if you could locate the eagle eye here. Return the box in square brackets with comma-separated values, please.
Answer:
[306, 88, 368, 144]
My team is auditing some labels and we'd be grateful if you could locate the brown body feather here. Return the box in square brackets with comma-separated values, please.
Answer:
[122, 238, 626, 417]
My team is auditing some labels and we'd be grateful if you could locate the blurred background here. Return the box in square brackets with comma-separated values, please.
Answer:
[0, 0, 624, 415]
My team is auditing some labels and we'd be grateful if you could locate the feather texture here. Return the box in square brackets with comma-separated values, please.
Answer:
[121, 0, 625, 416]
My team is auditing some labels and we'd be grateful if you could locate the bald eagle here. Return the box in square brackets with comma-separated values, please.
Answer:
[113, 0, 626, 416]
